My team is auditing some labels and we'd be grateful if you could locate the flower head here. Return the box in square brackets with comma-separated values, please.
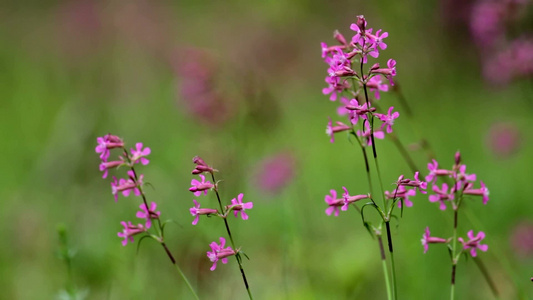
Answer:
[117, 221, 146, 246]
[136, 202, 161, 229]
[206, 237, 236, 271]
[192, 156, 217, 175]
[375, 106, 399, 134]
[463, 181, 489, 204]
[326, 117, 351, 143]
[228, 193, 253, 220]
[130, 143, 151, 165]
[421, 227, 448, 253]
[325, 189, 344, 216]
[95, 134, 124, 162]
[189, 199, 218, 225]
[341, 187, 369, 210]
[385, 185, 416, 208]
[458, 230, 489, 257]
[189, 174, 214, 196]
[429, 183, 454, 210]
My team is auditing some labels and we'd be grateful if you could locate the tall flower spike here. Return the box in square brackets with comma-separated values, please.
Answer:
[458, 230, 489, 257]
[227, 193, 253, 220]
[206, 237, 236, 271]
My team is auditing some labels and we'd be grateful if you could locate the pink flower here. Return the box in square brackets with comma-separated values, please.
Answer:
[189, 174, 214, 196]
[398, 172, 427, 194]
[324, 190, 344, 216]
[429, 183, 454, 210]
[375, 106, 399, 134]
[95, 134, 124, 161]
[385, 185, 416, 208]
[110, 171, 142, 202]
[253, 152, 295, 195]
[370, 29, 388, 50]
[487, 122, 521, 158]
[130, 143, 151, 165]
[341, 187, 369, 210]
[463, 181, 489, 204]
[344, 99, 372, 125]
[421, 227, 448, 253]
[136, 202, 161, 229]
[117, 221, 146, 246]
[99, 159, 123, 179]
[190, 199, 218, 225]
[326, 117, 351, 143]
[510, 221, 533, 257]
[322, 76, 350, 101]
[425, 159, 453, 184]
[192, 156, 217, 175]
[227, 193, 253, 220]
[458, 230, 489, 257]
[206, 237, 236, 271]
[366, 75, 389, 99]
[356, 122, 385, 147]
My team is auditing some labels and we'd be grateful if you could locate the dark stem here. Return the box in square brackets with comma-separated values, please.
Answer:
[162, 242, 176, 264]
[451, 264, 456, 285]
[385, 221, 393, 253]
[378, 235, 386, 261]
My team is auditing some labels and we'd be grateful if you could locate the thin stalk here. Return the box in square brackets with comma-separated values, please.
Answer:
[385, 221, 398, 300]
[210, 173, 254, 300]
[388, 133, 418, 174]
[378, 235, 392, 300]
[352, 129, 374, 198]
[162, 243, 200, 300]
[473, 257, 499, 299]
[450, 209, 458, 300]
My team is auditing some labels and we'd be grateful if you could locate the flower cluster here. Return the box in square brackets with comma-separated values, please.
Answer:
[95, 134, 160, 246]
[189, 157, 253, 270]
[422, 152, 489, 257]
[321, 15, 399, 145]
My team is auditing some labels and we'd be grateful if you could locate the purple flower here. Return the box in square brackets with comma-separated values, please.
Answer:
[228, 193, 253, 220]
[95, 134, 124, 161]
[117, 221, 146, 246]
[136, 202, 161, 229]
[385, 185, 416, 208]
[206, 237, 236, 271]
[189, 199, 218, 225]
[421, 227, 448, 253]
[458, 230, 489, 257]
[398, 172, 427, 194]
[425, 159, 453, 184]
[192, 156, 217, 175]
[429, 183, 454, 210]
[463, 181, 489, 204]
[341, 187, 369, 210]
[325, 190, 344, 216]
[110, 171, 142, 201]
[326, 117, 351, 143]
[375, 106, 399, 134]
[356, 122, 385, 147]
[366, 75, 389, 99]
[130, 143, 151, 165]
[344, 99, 372, 125]
[99, 159, 123, 179]
[322, 76, 350, 101]
[189, 174, 214, 196]
[369, 29, 388, 50]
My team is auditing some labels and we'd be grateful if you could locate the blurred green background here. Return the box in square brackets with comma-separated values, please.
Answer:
[1, 0, 532, 299]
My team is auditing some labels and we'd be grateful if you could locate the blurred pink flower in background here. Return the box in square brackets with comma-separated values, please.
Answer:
[510, 221, 533, 257]
[172, 48, 234, 126]
[486, 122, 521, 158]
[253, 151, 296, 195]
[482, 38, 533, 85]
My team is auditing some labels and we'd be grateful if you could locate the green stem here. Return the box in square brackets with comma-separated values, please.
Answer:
[473, 257, 499, 299]
[385, 222, 398, 300]
[210, 173, 254, 300]
[378, 235, 392, 300]
[162, 243, 200, 300]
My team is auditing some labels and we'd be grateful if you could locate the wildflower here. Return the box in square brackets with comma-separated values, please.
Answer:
[374, 106, 399, 134]
[206, 237, 236, 271]
[130, 143, 151, 165]
[253, 151, 295, 195]
[421, 227, 448, 253]
[356, 122, 385, 147]
[454, 164, 477, 184]
[323, 76, 350, 101]
[192, 156, 217, 175]
[463, 181, 489, 204]
[458, 230, 489, 257]
[110, 171, 142, 201]
[425, 159, 453, 184]
[325, 189, 344, 216]
[398, 172, 427, 194]
[117, 221, 146, 246]
[227, 193, 253, 220]
[344, 99, 373, 125]
[190, 199, 218, 225]
[510, 221, 533, 257]
[385, 185, 416, 208]
[189, 174, 215, 196]
[429, 183, 454, 210]
[99, 159, 124, 179]
[95, 134, 124, 161]
[136, 202, 161, 229]
[366, 75, 389, 99]
[341, 187, 369, 210]
[326, 117, 351, 143]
